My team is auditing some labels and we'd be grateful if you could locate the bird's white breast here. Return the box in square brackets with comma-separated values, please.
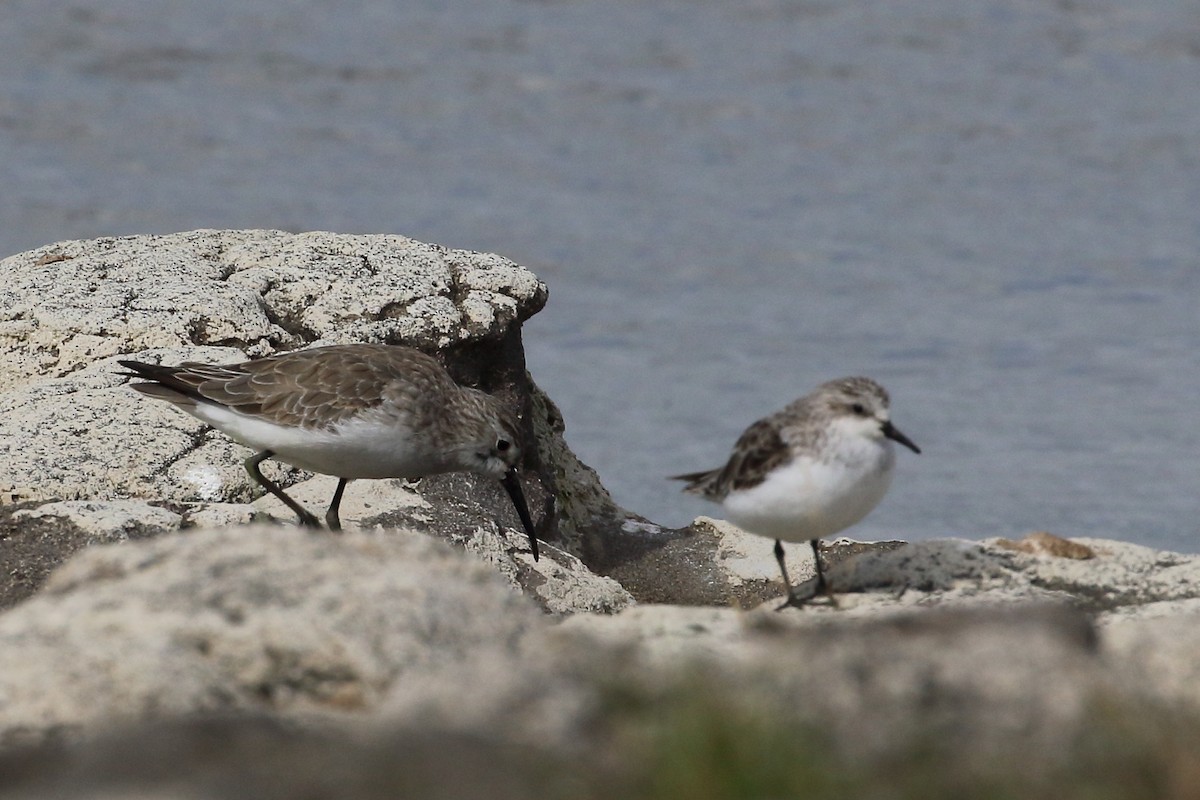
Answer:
[722, 436, 896, 542]
[190, 402, 443, 479]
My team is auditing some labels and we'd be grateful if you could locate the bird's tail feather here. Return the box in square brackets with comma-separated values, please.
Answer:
[118, 359, 202, 408]
[669, 468, 720, 495]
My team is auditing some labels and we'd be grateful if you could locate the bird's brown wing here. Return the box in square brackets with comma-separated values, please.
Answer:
[122, 345, 452, 430]
[671, 418, 791, 501]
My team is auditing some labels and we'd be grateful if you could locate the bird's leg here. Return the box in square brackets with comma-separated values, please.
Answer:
[810, 539, 839, 607]
[324, 478, 349, 532]
[244, 450, 321, 528]
[775, 539, 838, 610]
[811, 538, 827, 594]
[773, 539, 805, 610]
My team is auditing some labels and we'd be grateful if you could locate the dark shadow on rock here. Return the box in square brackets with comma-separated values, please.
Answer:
[0, 502, 164, 611]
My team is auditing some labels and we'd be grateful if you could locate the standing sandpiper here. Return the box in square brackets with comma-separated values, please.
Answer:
[672, 376, 919, 607]
[120, 344, 539, 560]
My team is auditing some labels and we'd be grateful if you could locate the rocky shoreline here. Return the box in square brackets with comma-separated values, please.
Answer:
[2, 231, 1198, 798]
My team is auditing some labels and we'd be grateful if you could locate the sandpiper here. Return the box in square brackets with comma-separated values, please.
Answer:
[673, 376, 919, 607]
[120, 344, 539, 559]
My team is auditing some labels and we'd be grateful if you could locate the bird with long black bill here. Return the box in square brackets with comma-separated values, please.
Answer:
[120, 344, 539, 560]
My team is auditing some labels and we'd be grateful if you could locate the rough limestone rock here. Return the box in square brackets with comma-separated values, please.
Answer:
[11, 500, 183, 539]
[378, 598, 1178, 769]
[0, 229, 545, 389]
[560, 603, 1107, 761]
[610, 525, 1200, 614]
[0, 525, 545, 744]
[0, 229, 546, 502]
[0, 491, 633, 615]
[0, 230, 646, 576]
[1101, 605, 1200, 709]
[832, 534, 1200, 612]
[4, 524, 1200, 794]
[360, 533, 1200, 770]
[0, 718, 567, 800]
[252, 474, 633, 614]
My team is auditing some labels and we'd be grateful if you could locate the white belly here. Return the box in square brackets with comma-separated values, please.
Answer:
[191, 403, 444, 479]
[722, 442, 895, 542]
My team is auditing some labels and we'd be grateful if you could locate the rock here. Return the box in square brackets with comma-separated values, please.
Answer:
[0, 525, 545, 745]
[0, 230, 647, 580]
[0, 500, 120, 611]
[1102, 607, 1200, 708]
[755, 535, 1200, 614]
[12, 500, 182, 539]
[0, 229, 546, 390]
[0, 498, 263, 611]
[380, 599, 1117, 769]
[538, 521, 1200, 624]
[252, 473, 632, 614]
[0, 495, 634, 616]
[0, 229, 547, 503]
[0, 228, 839, 611]
[555, 602, 1106, 760]
[3, 523, 1200, 795]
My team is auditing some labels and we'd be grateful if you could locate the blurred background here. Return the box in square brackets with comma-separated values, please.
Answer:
[1, 0, 1197, 549]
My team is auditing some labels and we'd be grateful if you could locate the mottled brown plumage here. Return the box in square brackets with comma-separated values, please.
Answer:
[123, 344, 462, 430]
[672, 418, 791, 498]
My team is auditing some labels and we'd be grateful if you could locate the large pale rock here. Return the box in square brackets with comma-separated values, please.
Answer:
[1098, 603, 1200, 709]
[0, 229, 546, 503]
[0, 718, 563, 800]
[380, 590, 1200, 771]
[384, 600, 1108, 766]
[0, 493, 634, 615]
[255, 474, 633, 614]
[0, 229, 546, 390]
[3, 528, 1200, 795]
[831, 534, 1200, 612]
[0, 230, 642, 584]
[0, 525, 544, 743]
[559, 603, 1106, 760]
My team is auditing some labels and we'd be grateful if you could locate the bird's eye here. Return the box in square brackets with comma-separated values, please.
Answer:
[496, 439, 511, 452]
[851, 403, 866, 415]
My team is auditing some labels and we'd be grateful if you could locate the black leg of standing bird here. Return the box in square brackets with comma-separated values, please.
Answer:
[774, 538, 838, 610]
[244, 450, 321, 528]
[773, 539, 802, 610]
[325, 478, 349, 532]
[808, 539, 839, 607]
[811, 539, 827, 594]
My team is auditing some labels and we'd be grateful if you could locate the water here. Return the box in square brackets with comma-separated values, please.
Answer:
[1, 0, 1197, 550]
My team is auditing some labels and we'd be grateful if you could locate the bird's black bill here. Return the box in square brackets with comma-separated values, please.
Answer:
[501, 470, 539, 561]
[882, 421, 921, 454]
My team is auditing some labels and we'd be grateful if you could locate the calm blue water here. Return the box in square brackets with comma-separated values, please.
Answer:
[2, 0, 1197, 550]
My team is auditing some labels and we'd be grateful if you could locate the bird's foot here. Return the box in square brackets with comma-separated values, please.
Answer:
[774, 578, 839, 611]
